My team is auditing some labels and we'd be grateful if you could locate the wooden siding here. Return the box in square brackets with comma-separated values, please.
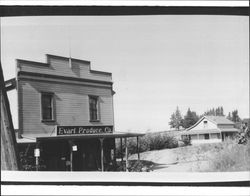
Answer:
[18, 77, 114, 136]
[17, 55, 112, 82]
[217, 124, 235, 129]
[190, 118, 217, 131]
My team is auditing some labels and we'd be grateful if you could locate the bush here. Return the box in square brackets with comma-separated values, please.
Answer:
[116, 132, 178, 157]
[19, 149, 46, 171]
[181, 136, 191, 146]
[207, 140, 250, 172]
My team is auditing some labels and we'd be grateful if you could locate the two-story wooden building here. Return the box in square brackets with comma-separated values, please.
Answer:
[6, 54, 143, 171]
[180, 116, 239, 145]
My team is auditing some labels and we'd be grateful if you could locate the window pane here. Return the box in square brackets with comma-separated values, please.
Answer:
[42, 94, 53, 120]
[43, 108, 52, 120]
[89, 96, 99, 121]
[204, 134, 210, 140]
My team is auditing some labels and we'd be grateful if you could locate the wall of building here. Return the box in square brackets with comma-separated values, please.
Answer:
[190, 133, 222, 144]
[17, 55, 112, 82]
[191, 138, 222, 145]
[190, 118, 217, 130]
[17, 55, 114, 136]
[18, 78, 114, 135]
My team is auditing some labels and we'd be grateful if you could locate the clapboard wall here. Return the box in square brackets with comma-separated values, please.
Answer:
[17, 55, 114, 136]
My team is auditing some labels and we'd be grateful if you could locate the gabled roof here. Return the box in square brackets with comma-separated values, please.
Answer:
[205, 116, 235, 125]
[186, 115, 235, 131]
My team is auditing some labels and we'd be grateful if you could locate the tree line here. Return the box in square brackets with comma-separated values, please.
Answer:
[169, 106, 241, 130]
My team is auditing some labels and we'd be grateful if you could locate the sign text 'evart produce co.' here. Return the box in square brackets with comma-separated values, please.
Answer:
[56, 126, 113, 136]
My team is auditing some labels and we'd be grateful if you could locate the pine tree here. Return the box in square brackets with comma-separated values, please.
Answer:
[183, 108, 199, 129]
[231, 110, 241, 123]
[169, 106, 183, 130]
[227, 112, 232, 120]
[220, 106, 224, 116]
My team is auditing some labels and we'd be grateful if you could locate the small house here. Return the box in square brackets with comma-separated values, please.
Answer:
[181, 116, 239, 144]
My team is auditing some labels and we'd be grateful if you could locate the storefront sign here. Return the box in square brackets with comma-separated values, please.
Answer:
[56, 125, 113, 136]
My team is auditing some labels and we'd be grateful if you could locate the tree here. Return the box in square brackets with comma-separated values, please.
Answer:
[183, 108, 199, 129]
[231, 110, 241, 123]
[169, 106, 183, 130]
[227, 112, 232, 121]
[203, 106, 224, 116]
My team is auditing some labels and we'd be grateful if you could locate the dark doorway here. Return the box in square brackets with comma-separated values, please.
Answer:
[204, 134, 210, 140]
[73, 139, 101, 171]
[40, 140, 70, 171]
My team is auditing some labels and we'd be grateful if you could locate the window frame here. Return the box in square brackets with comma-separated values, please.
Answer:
[204, 133, 210, 140]
[41, 92, 55, 122]
[203, 120, 208, 128]
[89, 95, 100, 122]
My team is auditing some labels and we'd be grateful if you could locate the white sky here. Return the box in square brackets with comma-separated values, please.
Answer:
[1, 15, 249, 132]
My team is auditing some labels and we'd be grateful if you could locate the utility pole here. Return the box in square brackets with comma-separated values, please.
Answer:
[1, 63, 20, 170]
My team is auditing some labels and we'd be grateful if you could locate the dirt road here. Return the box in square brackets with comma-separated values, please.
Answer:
[129, 146, 210, 172]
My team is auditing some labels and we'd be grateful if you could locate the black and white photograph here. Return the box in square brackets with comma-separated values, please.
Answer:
[0, 1, 249, 193]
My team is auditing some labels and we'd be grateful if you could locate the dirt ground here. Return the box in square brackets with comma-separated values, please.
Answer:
[129, 146, 210, 172]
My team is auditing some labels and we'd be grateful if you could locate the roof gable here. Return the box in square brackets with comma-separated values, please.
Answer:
[205, 116, 235, 125]
[186, 116, 235, 131]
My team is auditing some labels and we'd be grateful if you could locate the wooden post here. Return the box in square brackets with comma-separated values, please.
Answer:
[120, 138, 123, 162]
[35, 156, 39, 171]
[34, 143, 40, 171]
[99, 138, 104, 172]
[69, 140, 73, 171]
[1, 63, 20, 170]
[125, 137, 128, 172]
[137, 136, 140, 162]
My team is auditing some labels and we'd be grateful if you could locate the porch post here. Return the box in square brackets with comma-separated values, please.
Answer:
[34, 142, 40, 171]
[136, 136, 140, 162]
[125, 137, 128, 172]
[99, 138, 104, 172]
[120, 138, 123, 162]
[69, 140, 73, 171]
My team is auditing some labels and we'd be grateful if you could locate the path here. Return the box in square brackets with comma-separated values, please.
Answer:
[129, 147, 210, 172]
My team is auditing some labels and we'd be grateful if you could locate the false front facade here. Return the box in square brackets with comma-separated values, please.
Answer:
[7, 54, 143, 171]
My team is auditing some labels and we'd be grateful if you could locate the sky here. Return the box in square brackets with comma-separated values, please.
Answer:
[1, 15, 249, 132]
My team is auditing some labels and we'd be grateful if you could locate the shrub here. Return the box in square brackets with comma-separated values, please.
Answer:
[181, 136, 191, 146]
[206, 140, 250, 172]
[19, 149, 46, 171]
[116, 132, 178, 157]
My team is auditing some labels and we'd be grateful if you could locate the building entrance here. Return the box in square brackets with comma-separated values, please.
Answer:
[40, 138, 114, 171]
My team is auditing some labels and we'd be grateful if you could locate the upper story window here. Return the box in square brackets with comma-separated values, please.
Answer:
[89, 96, 99, 122]
[203, 120, 208, 128]
[41, 92, 54, 121]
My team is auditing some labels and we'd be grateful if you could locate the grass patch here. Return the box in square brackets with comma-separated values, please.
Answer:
[175, 139, 250, 172]
[206, 140, 250, 172]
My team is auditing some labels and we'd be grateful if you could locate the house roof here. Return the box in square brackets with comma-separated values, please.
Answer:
[186, 116, 234, 131]
[205, 116, 235, 125]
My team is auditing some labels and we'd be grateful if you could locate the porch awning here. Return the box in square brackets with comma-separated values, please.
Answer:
[37, 132, 145, 142]
[180, 129, 221, 135]
[17, 132, 145, 143]
[180, 128, 239, 135]
[220, 128, 239, 133]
